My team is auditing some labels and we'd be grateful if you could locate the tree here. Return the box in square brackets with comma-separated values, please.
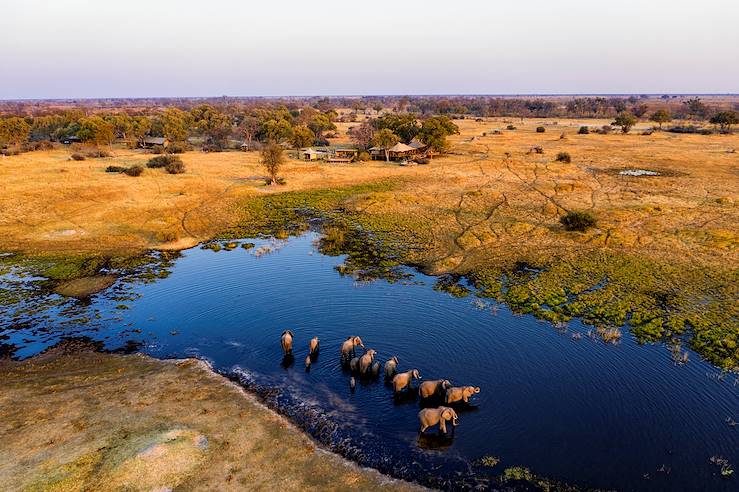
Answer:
[161, 108, 192, 142]
[0, 117, 31, 146]
[131, 116, 152, 148]
[612, 112, 637, 133]
[77, 116, 115, 146]
[631, 104, 648, 118]
[418, 116, 459, 156]
[650, 109, 672, 129]
[683, 97, 709, 120]
[290, 125, 315, 149]
[261, 118, 293, 143]
[306, 112, 336, 141]
[106, 114, 133, 143]
[709, 111, 739, 131]
[190, 104, 231, 149]
[373, 113, 419, 143]
[238, 114, 260, 143]
[260, 143, 284, 185]
[371, 128, 399, 162]
[348, 121, 375, 149]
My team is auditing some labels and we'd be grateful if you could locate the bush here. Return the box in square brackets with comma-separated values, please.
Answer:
[165, 142, 190, 154]
[85, 148, 111, 158]
[105, 165, 126, 173]
[150, 145, 165, 154]
[70, 153, 85, 161]
[22, 140, 55, 152]
[536, 126, 545, 133]
[415, 157, 430, 164]
[578, 126, 590, 135]
[600, 125, 613, 134]
[555, 152, 571, 163]
[356, 151, 370, 161]
[506, 124, 516, 130]
[147, 154, 180, 168]
[560, 211, 597, 232]
[0, 148, 21, 156]
[124, 165, 144, 177]
[165, 160, 186, 174]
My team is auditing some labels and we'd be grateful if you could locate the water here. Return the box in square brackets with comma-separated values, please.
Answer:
[2, 232, 737, 490]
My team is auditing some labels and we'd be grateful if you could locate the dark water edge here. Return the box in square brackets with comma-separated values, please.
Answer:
[1, 228, 737, 491]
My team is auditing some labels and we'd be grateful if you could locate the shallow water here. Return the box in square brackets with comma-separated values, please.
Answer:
[2, 232, 738, 490]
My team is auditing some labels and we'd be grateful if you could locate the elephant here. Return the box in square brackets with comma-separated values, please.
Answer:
[341, 336, 365, 361]
[384, 356, 399, 379]
[280, 330, 294, 355]
[445, 386, 481, 404]
[371, 361, 381, 378]
[418, 406, 459, 434]
[349, 357, 360, 372]
[309, 337, 320, 356]
[305, 355, 311, 369]
[418, 379, 452, 399]
[393, 369, 421, 393]
[359, 349, 377, 375]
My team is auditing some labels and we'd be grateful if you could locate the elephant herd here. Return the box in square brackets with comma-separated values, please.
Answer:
[281, 330, 481, 436]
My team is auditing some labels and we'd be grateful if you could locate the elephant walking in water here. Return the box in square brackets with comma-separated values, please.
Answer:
[384, 356, 399, 379]
[393, 369, 421, 393]
[418, 379, 452, 399]
[280, 330, 294, 355]
[358, 349, 377, 376]
[340, 336, 364, 362]
[445, 386, 480, 404]
[418, 406, 459, 434]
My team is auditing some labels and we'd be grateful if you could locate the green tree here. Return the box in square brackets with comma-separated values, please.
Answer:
[371, 128, 400, 162]
[131, 116, 152, 148]
[418, 116, 459, 156]
[77, 116, 115, 146]
[709, 111, 739, 130]
[190, 105, 232, 149]
[290, 125, 315, 149]
[161, 108, 192, 142]
[612, 112, 637, 133]
[307, 113, 336, 141]
[260, 142, 284, 185]
[373, 113, 419, 143]
[0, 117, 31, 146]
[683, 97, 709, 120]
[262, 118, 294, 143]
[649, 109, 672, 129]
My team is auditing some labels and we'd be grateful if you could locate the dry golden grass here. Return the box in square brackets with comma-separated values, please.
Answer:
[0, 117, 736, 273]
[0, 344, 421, 491]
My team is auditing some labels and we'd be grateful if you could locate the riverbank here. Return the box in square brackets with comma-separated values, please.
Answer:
[0, 340, 422, 491]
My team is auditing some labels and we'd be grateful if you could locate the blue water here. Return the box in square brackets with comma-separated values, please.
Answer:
[2, 232, 737, 490]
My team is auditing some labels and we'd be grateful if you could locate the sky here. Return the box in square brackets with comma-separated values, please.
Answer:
[1, 0, 737, 99]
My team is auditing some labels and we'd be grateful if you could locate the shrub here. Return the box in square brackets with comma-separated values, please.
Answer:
[578, 126, 590, 135]
[599, 125, 613, 134]
[22, 140, 55, 152]
[85, 148, 111, 158]
[150, 145, 165, 154]
[527, 146, 544, 155]
[555, 152, 571, 163]
[356, 151, 370, 161]
[0, 148, 21, 156]
[536, 126, 545, 133]
[105, 165, 126, 173]
[560, 210, 596, 232]
[147, 154, 180, 168]
[165, 160, 186, 174]
[506, 124, 516, 130]
[124, 165, 144, 177]
[165, 142, 190, 154]
[70, 153, 85, 161]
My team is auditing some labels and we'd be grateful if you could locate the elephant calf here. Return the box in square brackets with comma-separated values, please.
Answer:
[445, 386, 481, 404]
[418, 379, 451, 399]
[418, 406, 459, 434]
[309, 336, 320, 356]
[280, 330, 294, 355]
[384, 356, 399, 379]
[359, 349, 377, 375]
[393, 369, 421, 393]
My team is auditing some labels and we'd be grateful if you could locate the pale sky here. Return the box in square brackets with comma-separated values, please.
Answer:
[1, 0, 737, 99]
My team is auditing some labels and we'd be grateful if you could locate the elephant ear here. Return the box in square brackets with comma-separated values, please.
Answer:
[441, 408, 452, 420]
